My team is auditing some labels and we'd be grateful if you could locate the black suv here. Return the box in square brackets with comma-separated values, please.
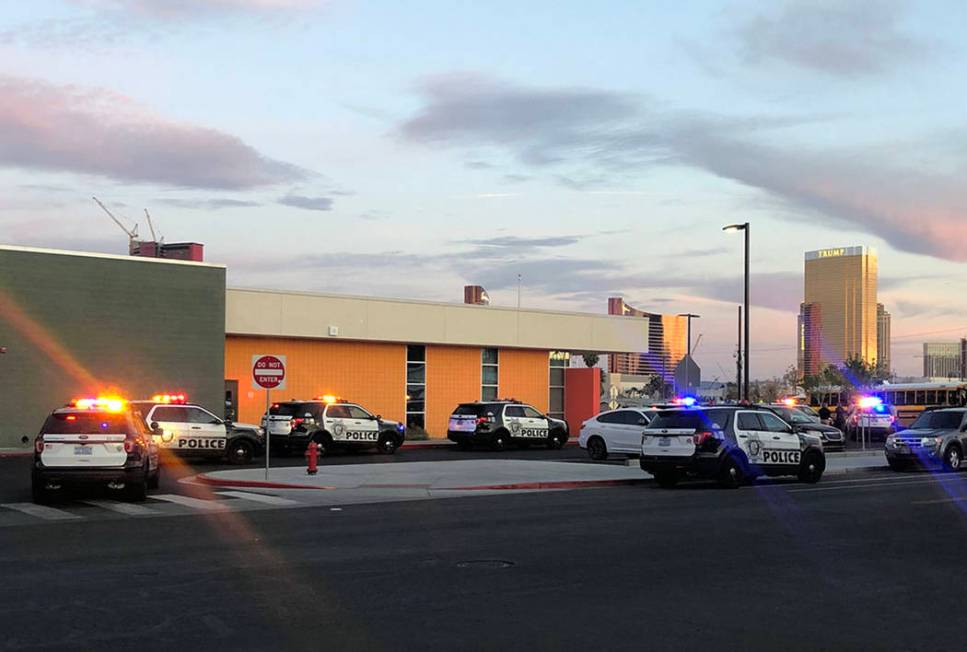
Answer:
[447, 400, 568, 451]
[763, 404, 845, 451]
[640, 406, 826, 488]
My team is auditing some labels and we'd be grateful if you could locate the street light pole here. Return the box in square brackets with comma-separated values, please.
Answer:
[723, 222, 750, 401]
[677, 313, 701, 397]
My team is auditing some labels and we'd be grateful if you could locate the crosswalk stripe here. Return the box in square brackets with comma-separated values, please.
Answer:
[82, 500, 158, 516]
[151, 494, 228, 511]
[217, 490, 298, 506]
[2, 502, 82, 521]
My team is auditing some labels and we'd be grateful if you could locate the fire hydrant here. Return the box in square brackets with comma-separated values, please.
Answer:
[305, 442, 321, 475]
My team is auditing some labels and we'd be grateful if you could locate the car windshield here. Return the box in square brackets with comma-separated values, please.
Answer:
[775, 408, 815, 424]
[269, 403, 309, 416]
[453, 404, 486, 416]
[648, 410, 731, 431]
[41, 413, 130, 434]
[910, 411, 964, 430]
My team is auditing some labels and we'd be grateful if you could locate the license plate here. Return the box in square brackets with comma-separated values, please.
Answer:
[74, 445, 93, 455]
[659, 437, 670, 447]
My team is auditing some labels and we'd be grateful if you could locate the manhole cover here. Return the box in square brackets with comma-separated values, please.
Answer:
[455, 559, 515, 569]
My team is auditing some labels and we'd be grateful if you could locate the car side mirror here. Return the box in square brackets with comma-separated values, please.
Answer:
[638, 418, 648, 425]
[210, 418, 223, 425]
[375, 414, 382, 421]
[150, 421, 161, 434]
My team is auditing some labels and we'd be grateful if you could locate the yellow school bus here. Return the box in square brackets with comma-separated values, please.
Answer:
[808, 382, 967, 426]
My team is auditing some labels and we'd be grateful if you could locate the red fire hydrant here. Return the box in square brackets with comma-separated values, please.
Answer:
[305, 442, 320, 475]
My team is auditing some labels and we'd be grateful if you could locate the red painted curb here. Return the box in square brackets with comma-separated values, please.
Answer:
[404, 438, 579, 449]
[0, 450, 33, 458]
[195, 474, 337, 491]
[445, 478, 648, 491]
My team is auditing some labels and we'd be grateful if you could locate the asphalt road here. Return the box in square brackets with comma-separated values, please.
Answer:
[2, 451, 967, 651]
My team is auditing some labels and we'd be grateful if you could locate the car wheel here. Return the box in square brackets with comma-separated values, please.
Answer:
[654, 470, 679, 488]
[587, 436, 608, 461]
[377, 434, 398, 455]
[887, 459, 908, 472]
[491, 431, 508, 452]
[127, 464, 148, 502]
[547, 429, 566, 450]
[147, 462, 161, 489]
[943, 445, 962, 472]
[797, 450, 825, 484]
[717, 456, 745, 489]
[227, 440, 254, 465]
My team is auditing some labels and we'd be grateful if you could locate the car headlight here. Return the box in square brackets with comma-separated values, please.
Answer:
[886, 435, 895, 445]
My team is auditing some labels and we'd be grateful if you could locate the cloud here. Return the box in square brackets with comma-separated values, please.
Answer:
[278, 194, 334, 211]
[0, 76, 307, 190]
[69, 0, 326, 17]
[461, 235, 581, 249]
[159, 198, 261, 210]
[735, 0, 927, 77]
[400, 74, 967, 262]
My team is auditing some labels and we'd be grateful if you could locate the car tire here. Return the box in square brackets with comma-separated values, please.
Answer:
[943, 445, 962, 472]
[717, 456, 745, 489]
[587, 436, 608, 461]
[227, 439, 254, 465]
[377, 434, 398, 455]
[547, 429, 566, 450]
[147, 462, 161, 489]
[887, 459, 908, 472]
[127, 464, 148, 502]
[491, 431, 508, 452]
[797, 450, 825, 484]
[654, 470, 679, 488]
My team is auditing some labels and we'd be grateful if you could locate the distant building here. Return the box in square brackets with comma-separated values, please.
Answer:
[798, 246, 879, 378]
[877, 303, 891, 371]
[923, 342, 962, 379]
[463, 285, 491, 305]
[607, 297, 687, 385]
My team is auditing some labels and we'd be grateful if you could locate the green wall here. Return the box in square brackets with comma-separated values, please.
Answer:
[0, 247, 225, 448]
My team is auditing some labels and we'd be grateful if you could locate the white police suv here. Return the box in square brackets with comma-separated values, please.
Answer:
[32, 397, 161, 503]
[640, 406, 826, 488]
[130, 393, 264, 465]
[447, 400, 569, 451]
[260, 397, 405, 456]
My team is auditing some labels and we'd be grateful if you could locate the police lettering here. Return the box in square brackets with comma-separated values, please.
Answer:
[761, 449, 800, 465]
[517, 428, 549, 439]
[177, 438, 227, 449]
[340, 431, 378, 441]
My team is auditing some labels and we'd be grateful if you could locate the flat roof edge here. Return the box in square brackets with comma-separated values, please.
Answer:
[0, 244, 226, 269]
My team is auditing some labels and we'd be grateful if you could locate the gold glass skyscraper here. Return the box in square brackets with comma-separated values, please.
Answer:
[798, 246, 879, 377]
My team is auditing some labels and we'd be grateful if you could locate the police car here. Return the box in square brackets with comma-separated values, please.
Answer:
[32, 397, 161, 503]
[640, 406, 826, 488]
[130, 393, 264, 465]
[260, 396, 405, 456]
[447, 400, 569, 451]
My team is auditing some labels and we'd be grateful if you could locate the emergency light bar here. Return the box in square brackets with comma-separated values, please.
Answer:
[71, 396, 126, 412]
[151, 393, 187, 404]
[314, 395, 341, 404]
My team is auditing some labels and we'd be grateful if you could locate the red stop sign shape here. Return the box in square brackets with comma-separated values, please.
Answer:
[253, 355, 286, 389]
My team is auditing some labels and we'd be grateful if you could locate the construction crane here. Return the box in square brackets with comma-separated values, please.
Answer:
[93, 196, 139, 253]
[144, 208, 163, 244]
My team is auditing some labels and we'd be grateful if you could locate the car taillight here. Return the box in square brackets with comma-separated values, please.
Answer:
[292, 418, 304, 427]
[476, 416, 489, 425]
[34, 438, 44, 454]
[123, 439, 136, 454]
[693, 431, 714, 446]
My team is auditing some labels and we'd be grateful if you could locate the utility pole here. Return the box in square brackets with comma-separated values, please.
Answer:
[736, 306, 743, 401]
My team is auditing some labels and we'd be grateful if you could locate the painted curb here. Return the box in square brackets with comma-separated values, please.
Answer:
[403, 438, 580, 450]
[0, 450, 32, 458]
[195, 474, 337, 491]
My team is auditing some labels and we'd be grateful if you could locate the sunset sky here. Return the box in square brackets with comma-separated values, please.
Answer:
[2, 0, 966, 380]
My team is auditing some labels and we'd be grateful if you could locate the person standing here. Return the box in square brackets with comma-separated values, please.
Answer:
[818, 403, 831, 424]
[834, 404, 846, 432]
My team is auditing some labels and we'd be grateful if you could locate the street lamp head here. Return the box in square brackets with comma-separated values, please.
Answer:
[722, 223, 749, 232]
[677, 313, 701, 318]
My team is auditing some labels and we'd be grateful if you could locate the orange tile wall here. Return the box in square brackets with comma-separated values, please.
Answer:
[498, 349, 550, 413]
[425, 345, 482, 437]
[225, 337, 405, 426]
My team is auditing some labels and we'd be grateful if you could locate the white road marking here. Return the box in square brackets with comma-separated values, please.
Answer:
[82, 500, 158, 516]
[217, 490, 298, 506]
[151, 494, 229, 511]
[2, 503, 82, 521]
[789, 477, 964, 494]
[330, 507, 342, 512]
[911, 495, 967, 505]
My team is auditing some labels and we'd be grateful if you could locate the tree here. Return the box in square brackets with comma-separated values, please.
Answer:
[841, 355, 892, 389]
[645, 374, 666, 399]
[581, 352, 600, 368]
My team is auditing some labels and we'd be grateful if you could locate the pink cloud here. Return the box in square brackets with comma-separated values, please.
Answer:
[0, 76, 306, 189]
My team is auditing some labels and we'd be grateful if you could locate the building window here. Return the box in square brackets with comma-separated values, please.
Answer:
[548, 352, 568, 420]
[481, 348, 499, 401]
[406, 345, 426, 431]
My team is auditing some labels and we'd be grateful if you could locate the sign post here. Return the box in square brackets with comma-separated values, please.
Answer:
[252, 354, 286, 481]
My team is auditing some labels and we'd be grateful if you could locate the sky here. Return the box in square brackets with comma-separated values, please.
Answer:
[2, 0, 966, 380]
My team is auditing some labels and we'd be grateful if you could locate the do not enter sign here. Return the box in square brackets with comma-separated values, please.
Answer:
[252, 354, 287, 390]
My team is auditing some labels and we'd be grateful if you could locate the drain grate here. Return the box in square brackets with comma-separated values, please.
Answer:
[456, 559, 515, 569]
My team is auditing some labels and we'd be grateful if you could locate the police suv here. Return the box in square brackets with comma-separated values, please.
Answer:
[447, 400, 569, 451]
[32, 397, 161, 503]
[261, 397, 405, 456]
[640, 406, 826, 488]
[130, 394, 264, 465]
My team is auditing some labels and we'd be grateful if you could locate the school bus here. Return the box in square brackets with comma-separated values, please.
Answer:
[808, 382, 967, 426]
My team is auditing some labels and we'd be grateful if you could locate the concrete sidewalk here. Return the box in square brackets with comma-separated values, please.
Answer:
[191, 452, 889, 494]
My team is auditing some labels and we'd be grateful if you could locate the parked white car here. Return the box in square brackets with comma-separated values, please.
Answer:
[579, 408, 656, 460]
